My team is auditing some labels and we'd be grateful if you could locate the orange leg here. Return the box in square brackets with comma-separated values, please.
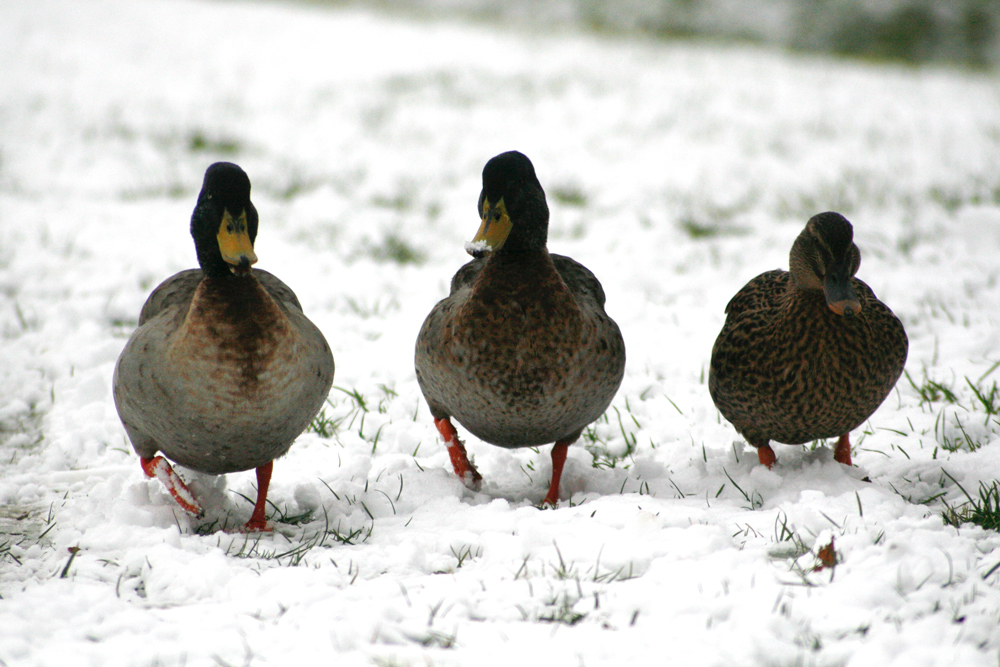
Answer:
[243, 461, 274, 532]
[833, 433, 853, 466]
[435, 418, 483, 491]
[541, 440, 569, 507]
[141, 456, 203, 516]
[756, 443, 777, 469]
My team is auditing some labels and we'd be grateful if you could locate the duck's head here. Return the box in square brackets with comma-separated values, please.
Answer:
[789, 212, 862, 317]
[466, 151, 549, 258]
[191, 162, 259, 278]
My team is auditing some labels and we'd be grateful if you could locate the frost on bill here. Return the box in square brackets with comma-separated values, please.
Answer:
[465, 239, 491, 257]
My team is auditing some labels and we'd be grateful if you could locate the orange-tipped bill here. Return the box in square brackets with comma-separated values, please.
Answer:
[824, 267, 861, 317]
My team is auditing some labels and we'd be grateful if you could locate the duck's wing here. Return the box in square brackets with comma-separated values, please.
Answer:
[253, 268, 334, 380]
[723, 269, 788, 316]
[449, 257, 488, 294]
[415, 257, 486, 423]
[252, 268, 305, 313]
[551, 253, 607, 309]
[854, 277, 909, 375]
[137, 269, 203, 325]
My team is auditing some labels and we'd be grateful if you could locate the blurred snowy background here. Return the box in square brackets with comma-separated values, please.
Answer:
[332, 0, 999, 67]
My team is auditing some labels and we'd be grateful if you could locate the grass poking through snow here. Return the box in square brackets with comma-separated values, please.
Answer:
[942, 472, 1000, 532]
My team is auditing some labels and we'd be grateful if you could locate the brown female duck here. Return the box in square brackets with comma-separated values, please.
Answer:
[113, 162, 335, 530]
[415, 151, 626, 505]
[709, 212, 907, 468]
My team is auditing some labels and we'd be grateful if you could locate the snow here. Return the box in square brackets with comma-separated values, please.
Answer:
[464, 240, 490, 256]
[2, 0, 1000, 665]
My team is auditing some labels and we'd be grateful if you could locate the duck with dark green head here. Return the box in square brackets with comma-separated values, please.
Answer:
[709, 211, 907, 468]
[415, 151, 626, 505]
[113, 162, 335, 531]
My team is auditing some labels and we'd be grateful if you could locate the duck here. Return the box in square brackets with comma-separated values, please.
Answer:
[709, 211, 907, 468]
[415, 151, 626, 506]
[113, 162, 335, 531]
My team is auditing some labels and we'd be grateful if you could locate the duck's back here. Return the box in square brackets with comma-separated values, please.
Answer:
[113, 268, 334, 474]
[709, 270, 907, 446]
[416, 252, 625, 447]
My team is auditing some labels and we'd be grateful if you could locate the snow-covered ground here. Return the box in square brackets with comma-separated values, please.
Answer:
[2, 1, 1000, 665]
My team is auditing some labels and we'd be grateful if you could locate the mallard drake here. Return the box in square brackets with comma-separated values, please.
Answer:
[709, 212, 907, 468]
[415, 151, 626, 505]
[113, 162, 335, 531]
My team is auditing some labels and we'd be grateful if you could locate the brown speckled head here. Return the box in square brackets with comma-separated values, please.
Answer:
[789, 212, 863, 316]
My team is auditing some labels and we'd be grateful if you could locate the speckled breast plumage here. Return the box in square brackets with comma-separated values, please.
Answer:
[709, 270, 907, 447]
[416, 253, 625, 448]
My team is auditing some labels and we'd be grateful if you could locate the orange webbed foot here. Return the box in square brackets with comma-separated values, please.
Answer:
[435, 418, 483, 491]
[833, 433, 853, 466]
[756, 444, 777, 469]
[540, 440, 569, 508]
[141, 456, 203, 516]
[241, 519, 273, 533]
[242, 462, 274, 532]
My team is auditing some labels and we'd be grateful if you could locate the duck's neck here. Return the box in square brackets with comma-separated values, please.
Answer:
[196, 248, 236, 278]
[192, 273, 287, 343]
[480, 245, 553, 278]
[782, 275, 824, 308]
[171, 273, 290, 393]
[472, 247, 574, 310]
[202, 268, 250, 300]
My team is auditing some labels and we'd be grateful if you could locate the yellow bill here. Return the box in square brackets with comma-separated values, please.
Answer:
[216, 209, 257, 270]
[469, 197, 512, 256]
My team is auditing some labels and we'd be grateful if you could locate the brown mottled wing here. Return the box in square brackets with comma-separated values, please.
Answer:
[853, 277, 908, 394]
[138, 269, 202, 326]
[722, 269, 787, 316]
[552, 253, 607, 310]
[711, 270, 788, 394]
[252, 268, 305, 314]
[709, 270, 790, 447]
[449, 257, 486, 294]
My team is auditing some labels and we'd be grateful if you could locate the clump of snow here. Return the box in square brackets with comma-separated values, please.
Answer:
[1, 0, 999, 666]
[464, 239, 491, 256]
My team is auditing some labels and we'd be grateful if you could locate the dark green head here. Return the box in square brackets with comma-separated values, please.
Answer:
[191, 162, 259, 278]
[789, 212, 863, 316]
[468, 151, 549, 258]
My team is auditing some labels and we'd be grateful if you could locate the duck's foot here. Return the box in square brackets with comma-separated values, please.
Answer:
[435, 417, 483, 492]
[834, 433, 853, 466]
[141, 456, 203, 516]
[756, 444, 777, 469]
[242, 462, 274, 533]
[540, 441, 569, 508]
